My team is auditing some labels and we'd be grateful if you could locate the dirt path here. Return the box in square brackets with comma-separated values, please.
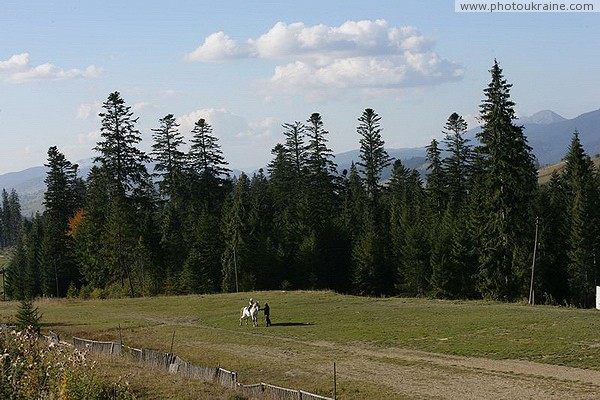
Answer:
[200, 325, 600, 399]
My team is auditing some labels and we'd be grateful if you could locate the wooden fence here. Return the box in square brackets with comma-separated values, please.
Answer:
[71, 336, 332, 400]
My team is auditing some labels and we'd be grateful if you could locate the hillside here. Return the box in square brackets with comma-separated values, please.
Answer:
[538, 157, 600, 185]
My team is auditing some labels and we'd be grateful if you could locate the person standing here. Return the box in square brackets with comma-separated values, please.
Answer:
[263, 302, 271, 327]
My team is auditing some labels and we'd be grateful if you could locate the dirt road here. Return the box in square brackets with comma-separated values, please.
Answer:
[207, 326, 600, 399]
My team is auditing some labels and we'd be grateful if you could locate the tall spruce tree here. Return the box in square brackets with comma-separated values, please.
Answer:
[221, 173, 250, 292]
[357, 108, 391, 202]
[425, 138, 446, 215]
[188, 118, 231, 215]
[561, 131, 599, 306]
[93, 92, 152, 296]
[94, 91, 151, 199]
[282, 121, 307, 182]
[72, 166, 111, 290]
[1, 189, 22, 247]
[24, 214, 44, 298]
[473, 60, 538, 300]
[304, 113, 338, 227]
[442, 112, 473, 211]
[6, 232, 26, 299]
[151, 114, 186, 199]
[189, 118, 230, 183]
[40, 147, 82, 297]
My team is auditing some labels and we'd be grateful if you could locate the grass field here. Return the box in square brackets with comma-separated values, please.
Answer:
[2, 291, 600, 398]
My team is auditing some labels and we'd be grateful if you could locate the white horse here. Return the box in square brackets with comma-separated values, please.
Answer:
[240, 301, 260, 327]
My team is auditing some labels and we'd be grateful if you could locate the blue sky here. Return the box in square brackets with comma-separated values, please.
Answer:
[1, 0, 599, 174]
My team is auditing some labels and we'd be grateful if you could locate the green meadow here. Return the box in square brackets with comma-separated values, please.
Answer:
[2, 291, 600, 399]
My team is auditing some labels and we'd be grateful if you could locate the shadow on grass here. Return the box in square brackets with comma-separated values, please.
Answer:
[268, 322, 314, 327]
[42, 322, 86, 327]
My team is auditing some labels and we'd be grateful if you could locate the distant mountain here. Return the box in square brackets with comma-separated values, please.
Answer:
[517, 110, 566, 125]
[466, 108, 600, 166]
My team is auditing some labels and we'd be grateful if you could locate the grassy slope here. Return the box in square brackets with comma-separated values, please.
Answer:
[2, 291, 600, 398]
[538, 157, 600, 185]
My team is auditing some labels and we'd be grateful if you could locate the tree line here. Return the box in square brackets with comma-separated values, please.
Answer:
[4, 61, 600, 306]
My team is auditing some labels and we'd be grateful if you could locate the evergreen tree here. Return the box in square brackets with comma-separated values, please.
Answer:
[357, 108, 391, 202]
[560, 131, 599, 306]
[352, 215, 381, 295]
[303, 113, 339, 287]
[184, 210, 222, 293]
[386, 161, 429, 295]
[1, 189, 22, 247]
[72, 166, 111, 289]
[341, 163, 367, 242]
[16, 298, 42, 333]
[151, 114, 186, 199]
[24, 213, 44, 298]
[533, 179, 569, 304]
[1, 189, 9, 247]
[304, 113, 338, 230]
[221, 173, 250, 292]
[6, 233, 26, 300]
[94, 91, 151, 200]
[40, 147, 82, 297]
[442, 112, 473, 211]
[282, 121, 307, 181]
[473, 60, 538, 300]
[425, 138, 446, 215]
[397, 171, 429, 296]
[101, 196, 138, 297]
[189, 118, 230, 184]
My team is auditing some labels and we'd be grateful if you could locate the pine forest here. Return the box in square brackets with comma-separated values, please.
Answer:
[3, 61, 599, 307]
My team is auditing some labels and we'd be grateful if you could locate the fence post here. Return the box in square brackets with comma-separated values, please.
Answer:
[333, 362, 337, 400]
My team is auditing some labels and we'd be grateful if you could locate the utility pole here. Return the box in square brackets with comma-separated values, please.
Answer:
[529, 216, 540, 305]
[233, 244, 239, 293]
[233, 222, 239, 293]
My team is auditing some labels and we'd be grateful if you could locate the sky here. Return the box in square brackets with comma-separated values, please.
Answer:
[1, 0, 599, 174]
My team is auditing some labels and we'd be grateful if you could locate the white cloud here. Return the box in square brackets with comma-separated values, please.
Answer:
[185, 31, 252, 62]
[238, 116, 276, 139]
[0, 53, 30, 70]
[77, 130, 100, 145]
[177, 108, 273, 141]
[185, 20, 462, 95]
[133, 102, 152, 113]
[0, 53, 103, 83]
[76, 102, 102, 120]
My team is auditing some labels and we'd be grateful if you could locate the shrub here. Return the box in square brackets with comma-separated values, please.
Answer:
[67, 282, 79, 299]
[0, 327, 136, 399]
[91, 287, 106, 299]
